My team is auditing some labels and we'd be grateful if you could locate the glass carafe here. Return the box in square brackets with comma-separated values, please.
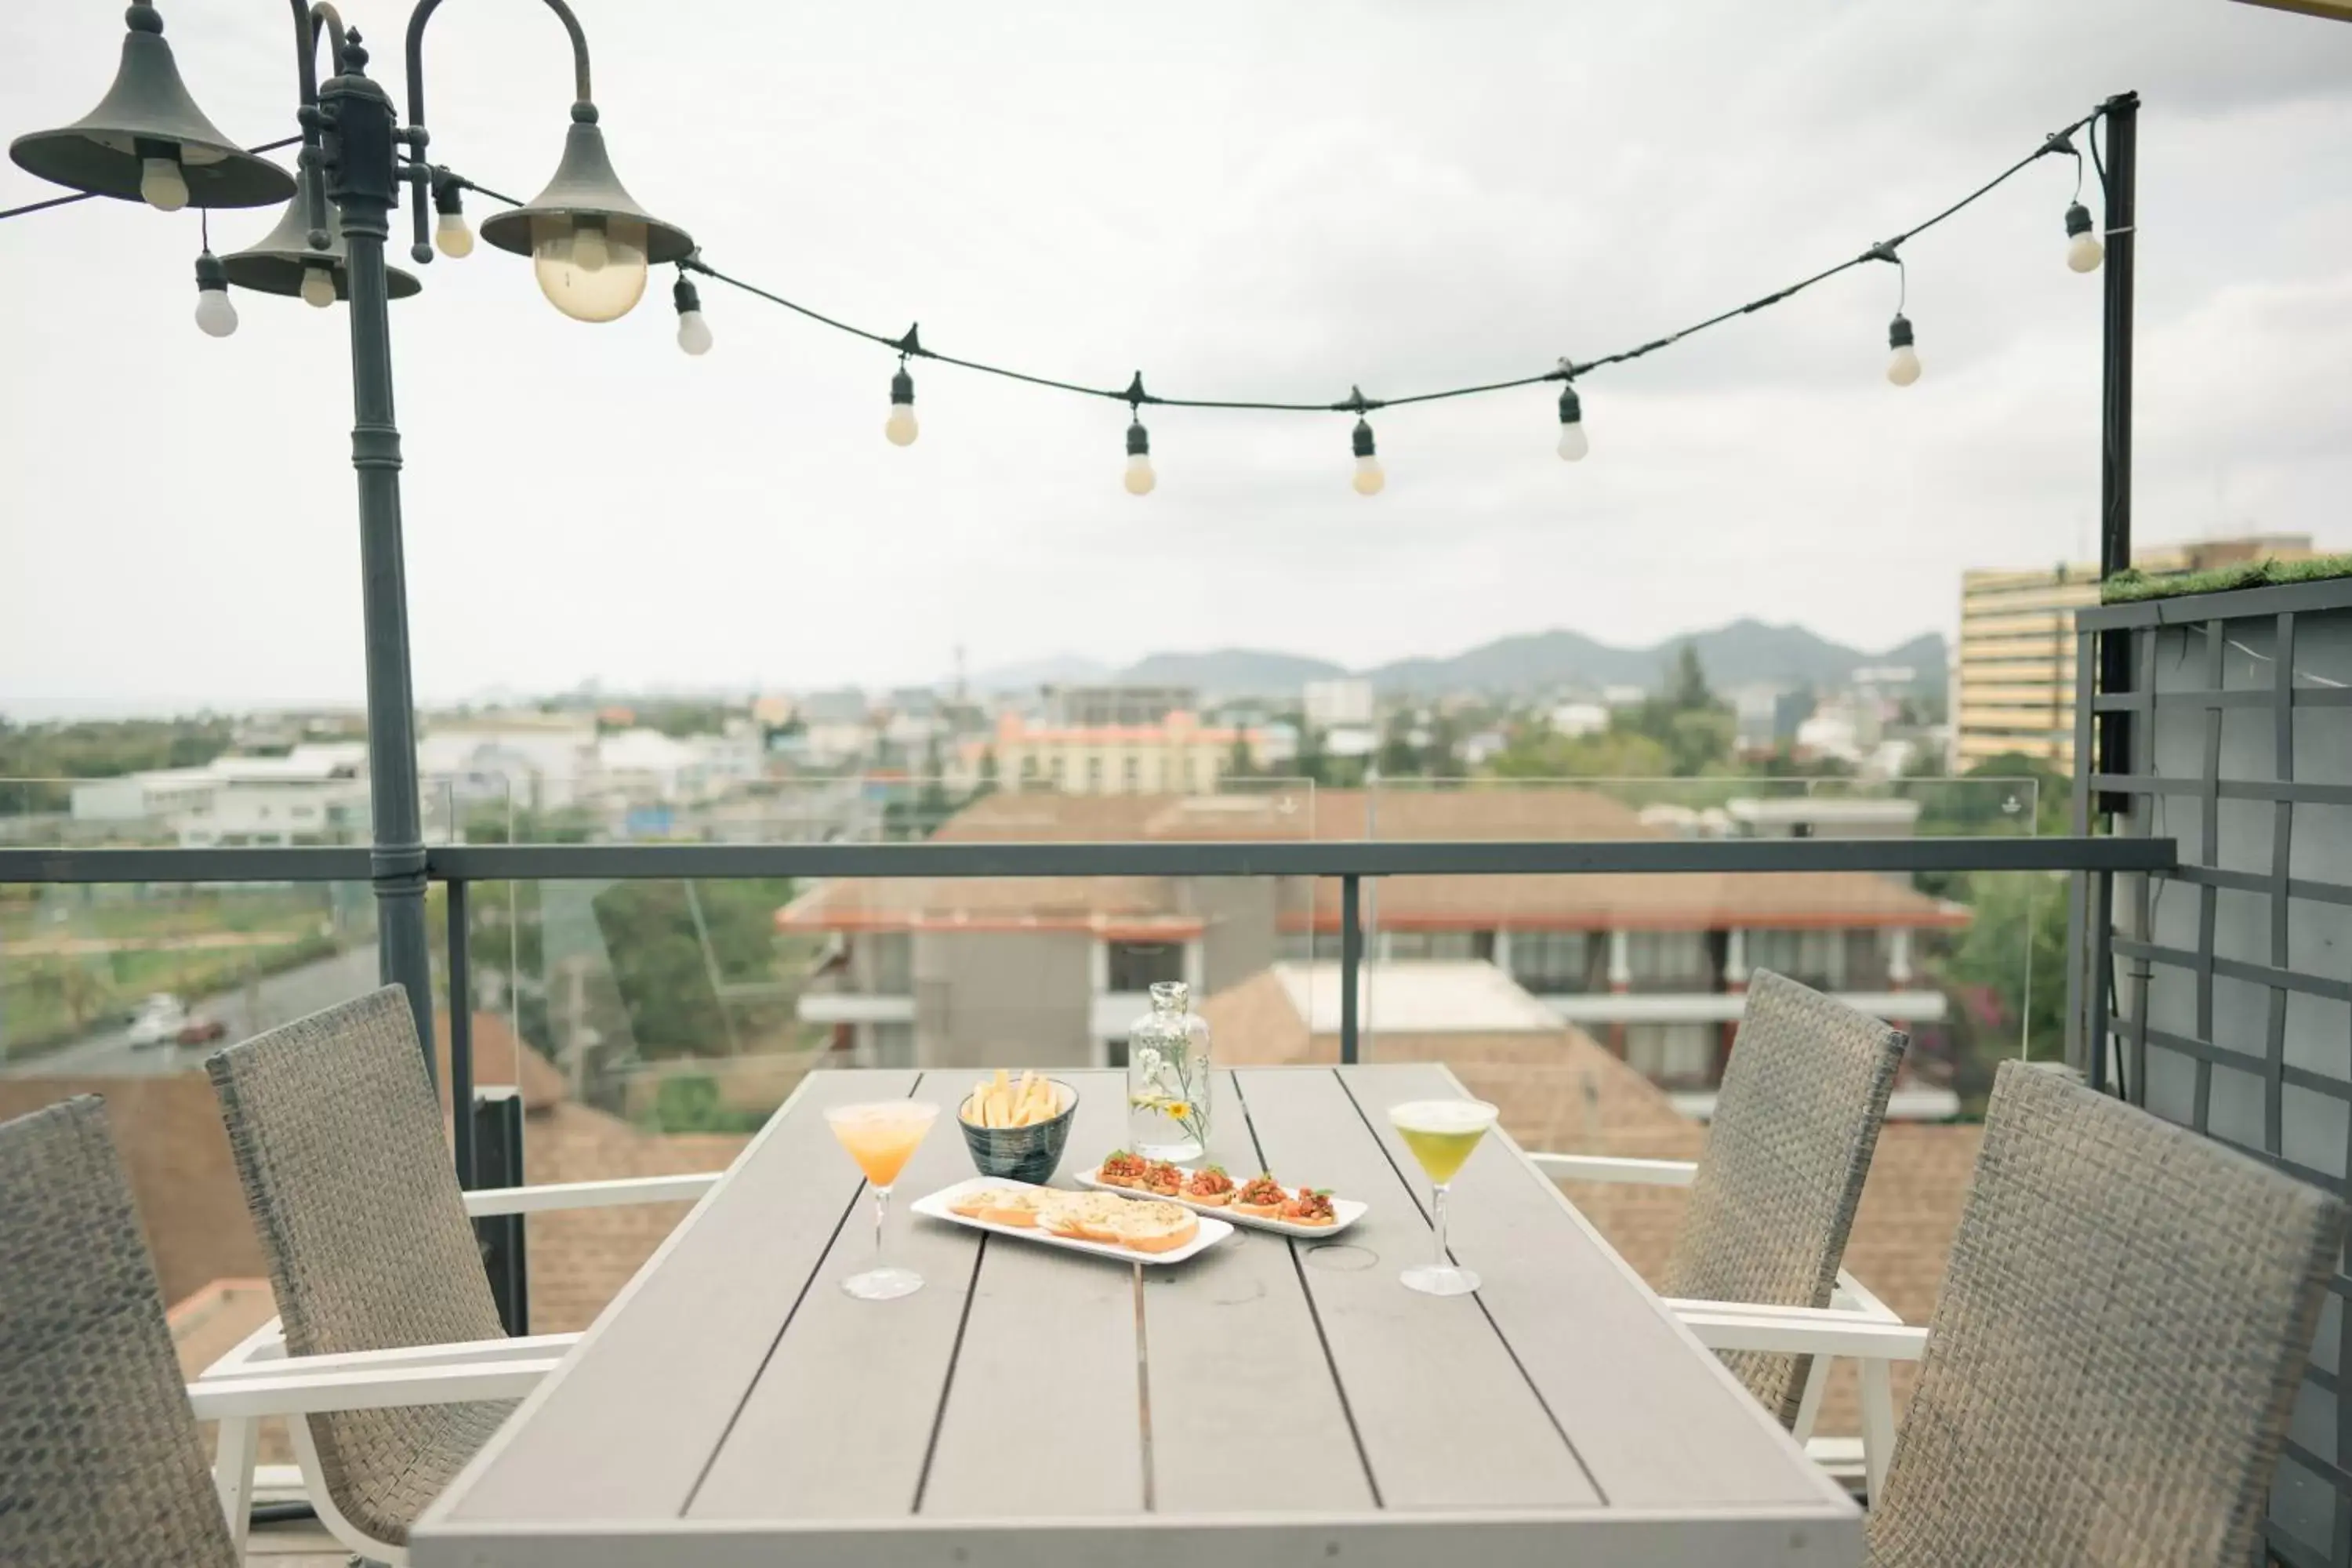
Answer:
[1126, 980, 1212, 1163]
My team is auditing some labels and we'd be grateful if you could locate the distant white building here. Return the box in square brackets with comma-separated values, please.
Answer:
[71, 742, 371, 847]
[1323, 724, 1378, 760]
[592, 728, 704, 807]
[1548, 701, 1609, 739]
[1302, 678, 1375, 730]
[418, 711, 598, 809]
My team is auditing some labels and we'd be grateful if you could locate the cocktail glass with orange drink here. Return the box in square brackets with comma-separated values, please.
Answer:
[1388, 1098, 1499, 1297]
[824, 1100, 942, 1300]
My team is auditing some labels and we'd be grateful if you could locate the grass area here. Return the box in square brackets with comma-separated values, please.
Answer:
[0, 887, 353, 1058]
[2103, 554, 2352, 604]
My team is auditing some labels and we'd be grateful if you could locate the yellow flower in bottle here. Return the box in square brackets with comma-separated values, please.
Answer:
[1163, 1102, 1190, 1121]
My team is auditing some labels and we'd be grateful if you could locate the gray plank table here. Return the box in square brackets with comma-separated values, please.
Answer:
[415, 1066, 1860, 1568]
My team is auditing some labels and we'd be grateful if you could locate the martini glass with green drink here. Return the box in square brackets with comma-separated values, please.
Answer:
[1388, 1098, 1500, 1296]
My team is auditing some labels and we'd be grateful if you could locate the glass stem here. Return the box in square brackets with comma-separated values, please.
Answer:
[1432, 1181, 1450, 1269]
[873, 1185, 891, 1272]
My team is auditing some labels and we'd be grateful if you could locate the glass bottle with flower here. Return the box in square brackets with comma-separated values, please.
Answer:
[1127, 980, 1211, 1162]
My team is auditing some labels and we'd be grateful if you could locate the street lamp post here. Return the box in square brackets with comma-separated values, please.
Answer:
[9, 0, 691, 1090]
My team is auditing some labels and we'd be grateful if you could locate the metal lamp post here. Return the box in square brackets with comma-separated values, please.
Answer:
[9, 0, 691, 1077]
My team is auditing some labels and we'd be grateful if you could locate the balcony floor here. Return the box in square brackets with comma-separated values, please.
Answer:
[245, 1515, 350, 1565]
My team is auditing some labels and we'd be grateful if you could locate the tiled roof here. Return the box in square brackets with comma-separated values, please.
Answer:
[779, 787, 1963, 934]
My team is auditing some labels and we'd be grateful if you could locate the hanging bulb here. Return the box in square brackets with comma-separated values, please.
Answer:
[432, 176, 474, 258]
[2064, 201, 2103, 274]
[299, 263, 336, 309]
[1555, 383, 1589, 462]
[435, 209, 475, 259]
[571, 221, 610, 274]
[1351, 416, 1385, 496]
[192, 249, 237, 338]
[140, 155, 189, 212]
[672, 275, 713, 355]
[1123, 416, 1156, 495]
[886, 364, 919, 446]
[1886, 314, 1922, 387]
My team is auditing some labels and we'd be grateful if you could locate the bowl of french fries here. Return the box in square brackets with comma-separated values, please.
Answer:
[956, 1069, 1078, 1185]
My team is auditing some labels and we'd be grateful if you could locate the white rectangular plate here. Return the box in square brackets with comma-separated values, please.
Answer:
[1073, 1167, 1367, 1239]
[911, 1175, 1232, 1265]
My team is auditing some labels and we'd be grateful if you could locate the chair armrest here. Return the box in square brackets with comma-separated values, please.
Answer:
[199, 1333, 579, 1381]
[1527, 1153, 1699, 1187]
[462, 1171, 722, 1217]
[1831, 1268, 1902, 1323]
[187, 1357, 558, 1421]
[201, 1314, 286, 1379]
[1672, 1301, 1929, 1361]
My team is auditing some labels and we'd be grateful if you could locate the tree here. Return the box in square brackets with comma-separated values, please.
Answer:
[1939, 871, 2070, 1109]
[1225, 728, 1255, 781]
[1376, 711, 1422, 779]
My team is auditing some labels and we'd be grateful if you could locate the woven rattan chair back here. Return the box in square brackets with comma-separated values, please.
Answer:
[207, 985, 510, 1548]
[1869, 1060, 2344, 1566]
[0, 1096, 238, 1568]
[1663, 969, 1907, 1425]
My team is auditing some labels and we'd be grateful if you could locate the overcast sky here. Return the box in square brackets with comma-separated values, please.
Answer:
[2, 0, 2349, 717]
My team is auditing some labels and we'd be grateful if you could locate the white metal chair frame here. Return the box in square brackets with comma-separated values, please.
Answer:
[1530, 1152, 1926, 1501]
[186, 1169, 723, 1565]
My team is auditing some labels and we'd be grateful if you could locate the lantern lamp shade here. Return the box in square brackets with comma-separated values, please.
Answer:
[477, 111, 694, 265]
[220, 163, 423, 301]
[8, 6, 295, 209]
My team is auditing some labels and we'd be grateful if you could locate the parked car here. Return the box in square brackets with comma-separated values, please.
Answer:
[126, 996, 189, 1050]
[174, 1016, 227, 1047]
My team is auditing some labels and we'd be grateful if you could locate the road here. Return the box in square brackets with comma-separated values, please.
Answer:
[5, 945, 384, 1077]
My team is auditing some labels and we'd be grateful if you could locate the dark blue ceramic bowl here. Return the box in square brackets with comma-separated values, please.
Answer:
[957, 1078, 1079, 1185]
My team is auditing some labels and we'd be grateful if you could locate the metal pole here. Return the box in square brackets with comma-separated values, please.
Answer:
[2093, 90, 2139, 815]
[1339, 873, 1362, 1065]
[448, 877, 475, 1185]
[318, 37, 437, 1076]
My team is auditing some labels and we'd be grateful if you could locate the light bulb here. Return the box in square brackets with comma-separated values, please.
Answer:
[194, 287, 238, 338]
[1556, 423, 1589, 461]
[529, 215, 649, 323]
[140, 156, 189, 212]
[299, 265, 337, 309]
[676, 309, 713, 356]
[435, 209, 475, 259]
[1885, 314, 1921, 387]
[886, 364, 919, 446]
[572, 223, 609, 274]
[1352, 454, 1385, 495]
[1124, 452, 1156, 495]
[2063, 201, 2103, 275]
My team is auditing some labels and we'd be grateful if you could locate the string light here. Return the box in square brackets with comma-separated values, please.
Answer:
[1123, 416, 1155, 495]
[5, 103, 2125, 466]
[886, 357, 919, 446]
[140, 154, 188, 212]
[2065, 203, 2103, 274]
[433, 175, 474, 260]
[1350, 413, 1384, 495]
[672, 274, 712, 356]
[192, 247, 236, 337]
[1555, 379, 1588, 462]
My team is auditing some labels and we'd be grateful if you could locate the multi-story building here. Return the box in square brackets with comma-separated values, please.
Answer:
[1956, 533, 2311, 772]
[956, 710, 1261, 797]
[1303, 677, 1376, 730]
[782, 786, 1962, 1103]
[69, 742, 371, 846]
[417, 711, 599, 809]
[1043, 684, 1196, 728]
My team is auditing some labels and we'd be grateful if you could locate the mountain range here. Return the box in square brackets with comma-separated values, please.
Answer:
[972, 618, 1944, 702]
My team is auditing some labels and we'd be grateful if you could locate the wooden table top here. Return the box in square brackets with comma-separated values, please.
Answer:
[416, 1065, 1857, 1568]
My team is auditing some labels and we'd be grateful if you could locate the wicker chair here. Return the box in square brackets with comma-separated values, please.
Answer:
[0, 1097, 238, 1568]
[201, 985, 721, 1563]
[1535, 969, 1907, 1426]
[207, 985, 513, 1558]
[1863, 1060, 2343, 1566]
